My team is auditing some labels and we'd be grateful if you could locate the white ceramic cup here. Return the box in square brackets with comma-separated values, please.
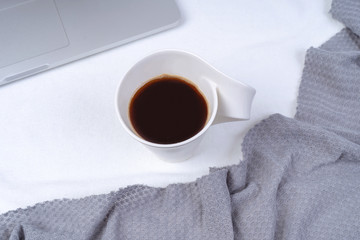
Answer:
[116, 50, 255, 162]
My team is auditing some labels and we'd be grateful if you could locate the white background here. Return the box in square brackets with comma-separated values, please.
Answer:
[0, 0, 343, 213]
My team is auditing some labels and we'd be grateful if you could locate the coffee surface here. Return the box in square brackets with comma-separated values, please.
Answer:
[129, 75, 208, 144]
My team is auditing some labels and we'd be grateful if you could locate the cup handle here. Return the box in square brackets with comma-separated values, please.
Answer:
[208, 74, 256, 124]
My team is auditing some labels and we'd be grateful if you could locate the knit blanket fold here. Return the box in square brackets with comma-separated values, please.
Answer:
[1, 0, 360, 239]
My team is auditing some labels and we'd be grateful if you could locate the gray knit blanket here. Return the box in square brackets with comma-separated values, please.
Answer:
[1, 0, 360, 239]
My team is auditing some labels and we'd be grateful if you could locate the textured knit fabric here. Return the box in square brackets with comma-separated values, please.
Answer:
[1, 0, 360, 239]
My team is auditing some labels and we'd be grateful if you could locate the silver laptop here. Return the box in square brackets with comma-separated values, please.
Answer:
[0, 0, 180, 86]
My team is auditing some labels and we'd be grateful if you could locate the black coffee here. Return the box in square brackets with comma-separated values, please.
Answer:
[129, 75, 208, 144]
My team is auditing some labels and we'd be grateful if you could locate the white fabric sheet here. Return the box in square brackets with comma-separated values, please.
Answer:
[0, 0, 343, 213]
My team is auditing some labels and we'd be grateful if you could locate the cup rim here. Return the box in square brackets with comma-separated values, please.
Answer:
[115, 49, 219, 148]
